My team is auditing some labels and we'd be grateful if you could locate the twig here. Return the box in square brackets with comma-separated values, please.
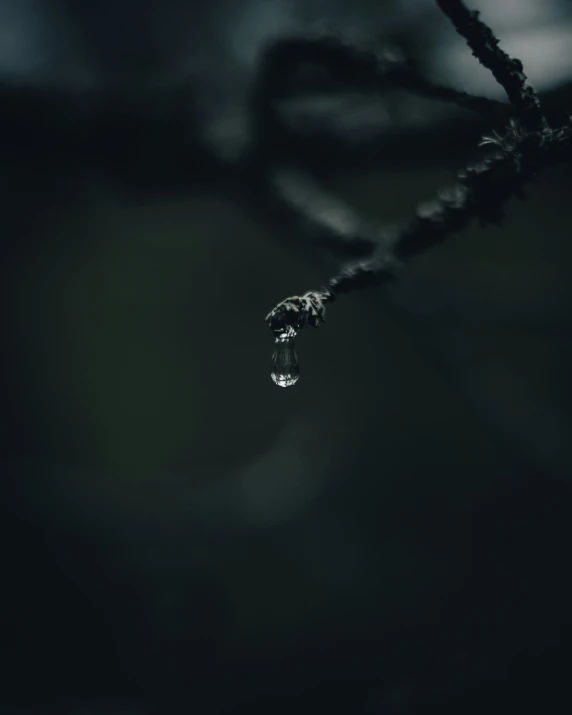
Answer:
[266, 111, 572, 334]
[265, 0, 572, 355]
[396, 70, 510, 118]
[435, 0, 547, 132]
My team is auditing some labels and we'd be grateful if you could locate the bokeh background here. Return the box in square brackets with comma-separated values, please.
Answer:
[2, 1, 572, 713]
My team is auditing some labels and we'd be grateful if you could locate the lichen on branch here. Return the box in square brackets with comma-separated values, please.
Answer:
[435, 0, 547, 132]
[265, 0, 572, 338]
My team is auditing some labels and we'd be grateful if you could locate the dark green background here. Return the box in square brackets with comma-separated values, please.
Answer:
[2, 1, 572, 713]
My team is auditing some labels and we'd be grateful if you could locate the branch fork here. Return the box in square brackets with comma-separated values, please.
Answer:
[265, 0, 570, 340]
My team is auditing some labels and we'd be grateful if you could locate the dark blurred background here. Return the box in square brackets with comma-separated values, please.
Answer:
[2, 1, 572, 713]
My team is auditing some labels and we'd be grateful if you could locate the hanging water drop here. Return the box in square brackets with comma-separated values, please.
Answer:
[271, 326, 299, 387]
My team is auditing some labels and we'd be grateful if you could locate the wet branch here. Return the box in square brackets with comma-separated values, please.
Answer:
[435, 0, 547, 132]
[266, 0, 572, 342]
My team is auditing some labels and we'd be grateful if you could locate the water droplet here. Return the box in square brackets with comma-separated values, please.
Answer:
[271, 327, 299, 387]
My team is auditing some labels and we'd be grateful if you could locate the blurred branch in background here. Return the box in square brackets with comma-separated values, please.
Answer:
[243, 29, 512, 264]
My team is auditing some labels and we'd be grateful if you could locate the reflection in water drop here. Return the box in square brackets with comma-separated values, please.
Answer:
[271, 327, 299, 387]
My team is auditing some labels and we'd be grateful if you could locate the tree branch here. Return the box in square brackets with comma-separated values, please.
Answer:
[435, 0, 547, 132]
[266, 122, 572, 336]
[396, 70, 509, 118]
[265, 0, 572, 368]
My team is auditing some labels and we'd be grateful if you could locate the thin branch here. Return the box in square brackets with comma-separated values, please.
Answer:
[395, 70, 510, 118]
[265, 0, 566, 352]
[266, 121, 572, 335]
[435, 0, 547, 132]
